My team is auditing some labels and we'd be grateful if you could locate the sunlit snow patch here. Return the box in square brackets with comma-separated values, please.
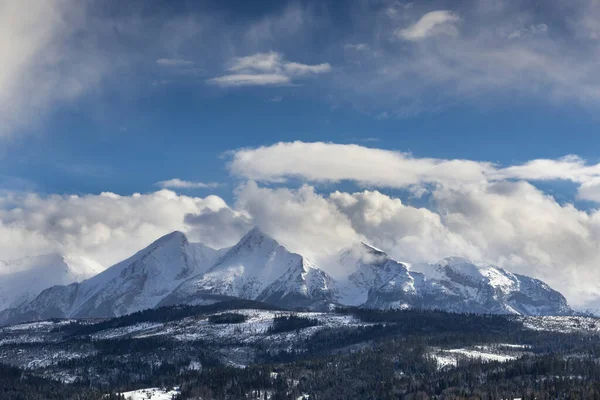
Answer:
[119, 387, 180, 400]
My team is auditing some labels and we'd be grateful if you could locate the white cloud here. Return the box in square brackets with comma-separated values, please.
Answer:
[283, 62, 331, 75]
[229, 141, 492, 188]
[496, 155, 600, 183]
[396, 10, 460, 41]
[235, 182, 358, 265]
[207, 51, 331, 87]
[0, 0, 107, 137]
[577, 178, 600, 202]
[0, 190, 236, 267]
[156, 178, 222, 190]
[156, 58, 194, 67]
[185, 207, 253, 249]
[207, 74, 291, 87]
[228, 142, 600, 202]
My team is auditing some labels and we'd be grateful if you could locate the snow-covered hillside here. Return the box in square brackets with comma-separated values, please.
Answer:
[410, 257, 571, 315]
[338, 242, 421, 308]
[0, 232, 224, 325]
[0, 253, 102, 312]
[335, 243, 570, 315]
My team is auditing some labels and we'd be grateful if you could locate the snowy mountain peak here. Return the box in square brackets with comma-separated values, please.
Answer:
[148, 230, 188, 248]
[161, 228, 337, 309]
[232, 227, 279, 252]
[434, 257, 516, 287]
[339, 241, 391, 272]
[256, 257, 339, 310]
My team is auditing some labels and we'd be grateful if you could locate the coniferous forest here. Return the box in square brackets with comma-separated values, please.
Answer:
[1, 303, 600, 399]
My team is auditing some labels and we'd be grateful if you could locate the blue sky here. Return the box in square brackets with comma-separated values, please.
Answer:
[2, 0, 600, 200]
[3, 0, 600, 308]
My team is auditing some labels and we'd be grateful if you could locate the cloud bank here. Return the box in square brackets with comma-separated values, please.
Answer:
[0, 190, 238, 267]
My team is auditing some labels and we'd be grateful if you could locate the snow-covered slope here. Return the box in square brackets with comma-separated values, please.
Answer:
[409, 257, 571, 315]
[338, 242, 417, 307]
[0, 254, 102, 312]
[337, 244, 571, 315]
[256, 257, 338, 310]
[161, 228, 337, 310]
[338, 242, 452, 310]
[0, 232, 224, 325]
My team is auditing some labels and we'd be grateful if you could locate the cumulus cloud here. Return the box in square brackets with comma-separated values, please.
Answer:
[155, 178, 222, 190]
[207, 51, 331, 87]
[0, 0, 107, 137]
[396, 10, 460, 41]
[577, 178, 600, 202]
[235, 182, 358, 265]
[185, 207, 253, 250]
[0, 190, 237, 267]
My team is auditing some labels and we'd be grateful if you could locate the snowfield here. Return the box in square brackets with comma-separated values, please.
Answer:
[119, 387, 180, 400]
[430, 344, 529, 369]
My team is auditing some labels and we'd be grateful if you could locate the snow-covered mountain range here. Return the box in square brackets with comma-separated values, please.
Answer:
[0, 228, 572, 325]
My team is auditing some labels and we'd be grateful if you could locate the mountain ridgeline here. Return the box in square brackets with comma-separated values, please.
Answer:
[0, 228, 571, 325]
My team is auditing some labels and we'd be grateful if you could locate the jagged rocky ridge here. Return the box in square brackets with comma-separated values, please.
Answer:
[0, 228, 572, 325]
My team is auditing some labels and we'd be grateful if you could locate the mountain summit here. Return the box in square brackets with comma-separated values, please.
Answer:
[160, 227, 338, 309]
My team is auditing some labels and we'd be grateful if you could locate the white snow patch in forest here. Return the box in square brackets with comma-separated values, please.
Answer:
[430, 346, 524, 369]
[119, 387, 180, 400]
[522, 316, 600, 334]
